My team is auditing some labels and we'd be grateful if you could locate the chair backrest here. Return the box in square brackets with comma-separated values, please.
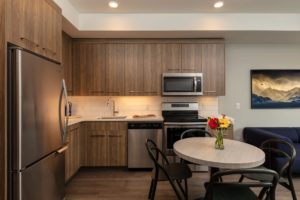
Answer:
[180, 129, 212, 139]
[260, 138, 296, 177]
[145, 139, 169, 169]
[205, 168, 279, 200]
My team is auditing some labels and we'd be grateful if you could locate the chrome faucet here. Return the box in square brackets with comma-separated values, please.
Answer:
[111, 99, 119, 116]
[106, 97, 118, 116]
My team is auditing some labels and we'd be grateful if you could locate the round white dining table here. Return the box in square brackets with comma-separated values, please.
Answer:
[173, 137, 265, 169]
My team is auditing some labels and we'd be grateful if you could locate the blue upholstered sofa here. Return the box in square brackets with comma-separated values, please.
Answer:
[243, 127, 300, 174]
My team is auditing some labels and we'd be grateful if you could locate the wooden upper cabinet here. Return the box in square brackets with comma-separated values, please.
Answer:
[162, 44, 181, 72]
[181, 44, 202, 72]
[7, 0, 41, 52]
[202, 43, 225, 96]
[72, 43, 89, 95]
[6, 0, 62, 62]
[62, 32, 73, 95]
[143, 44, 163, 95]
[72, 43, 106, 96]
[41, 0, 62, 62]
[106, 44, 125, 95]
[89, 44, 106, 95]
[124, 44, 144, 96]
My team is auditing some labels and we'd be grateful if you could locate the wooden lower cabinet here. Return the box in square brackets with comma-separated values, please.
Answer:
[65, 123, 82, 182]
[85, 122, 127, 167]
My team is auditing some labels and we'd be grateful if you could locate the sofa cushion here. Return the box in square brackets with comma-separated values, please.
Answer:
[260, 128, 300, 143]
[244, 128, 293, 147]
[271, 143, 300, 174]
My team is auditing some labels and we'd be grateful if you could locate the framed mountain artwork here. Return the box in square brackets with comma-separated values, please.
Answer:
[251, 70, 300, 109]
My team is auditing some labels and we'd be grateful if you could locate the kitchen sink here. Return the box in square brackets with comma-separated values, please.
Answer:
[98, 116, 127, 119]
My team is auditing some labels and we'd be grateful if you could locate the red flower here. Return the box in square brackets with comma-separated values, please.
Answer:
[208, 118, 219, 129]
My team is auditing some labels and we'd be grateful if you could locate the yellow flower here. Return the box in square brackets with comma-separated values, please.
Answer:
[218, 117, 231, 129]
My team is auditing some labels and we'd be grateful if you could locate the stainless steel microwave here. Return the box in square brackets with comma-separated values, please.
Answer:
[162, 73, 203, 96]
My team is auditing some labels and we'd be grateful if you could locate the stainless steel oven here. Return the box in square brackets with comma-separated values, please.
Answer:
[162, 73, 203, 96]
[164, 122, 207, 156]
[162, 102, 208, 156]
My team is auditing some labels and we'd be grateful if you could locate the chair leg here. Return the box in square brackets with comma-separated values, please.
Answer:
[150, 179, 158, 200]
[238, 175, 245, 182]
[184, 179, 188, 200]
[148, 179, 154, 200]
[287, 175, 297, 200]
[169, 179, 184, 200]
[258, 187, 268, 200]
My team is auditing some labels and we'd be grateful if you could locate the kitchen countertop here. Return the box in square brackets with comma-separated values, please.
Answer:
[68, 115, 164, 126]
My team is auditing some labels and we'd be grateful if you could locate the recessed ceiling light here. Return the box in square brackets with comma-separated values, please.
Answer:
[108, 1, 119, 8]
[214, 1, 224, 8]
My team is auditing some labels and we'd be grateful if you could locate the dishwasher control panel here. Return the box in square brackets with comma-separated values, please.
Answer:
[128, 122, 163, 129]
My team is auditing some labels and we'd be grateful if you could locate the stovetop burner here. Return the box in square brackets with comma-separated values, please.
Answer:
[162, 102, 207, 123]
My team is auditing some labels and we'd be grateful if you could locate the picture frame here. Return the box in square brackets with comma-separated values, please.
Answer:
[251, 69, 300, 109]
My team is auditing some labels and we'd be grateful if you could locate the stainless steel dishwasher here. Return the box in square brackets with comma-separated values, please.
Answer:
[128, 122, 163, 168]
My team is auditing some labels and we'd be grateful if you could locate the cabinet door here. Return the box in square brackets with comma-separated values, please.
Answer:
[41, 0, 62, 62]
[202, 44, 225, 96]
[162, 44, 181, 72]
[65, 125, 80, 182]
[72, 43, 89, 95]
[65, 129, 72, 181]
[7, 0, 41, 52]
[86, 123, 107, 166]
[181, 44, 202, 72]
[124, 44, 144, 96]
[106, 122, 127, 166]
[62, 32, 73, 95]
[106, 44, 125, 96]
[143, 44, 163, 95]
[89, 44, 106, 96]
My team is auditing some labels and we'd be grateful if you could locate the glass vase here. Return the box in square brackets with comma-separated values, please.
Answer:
[215, 129, 224, 150]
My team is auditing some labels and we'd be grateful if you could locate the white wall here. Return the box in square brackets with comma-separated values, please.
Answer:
[219, 43, 300, 140]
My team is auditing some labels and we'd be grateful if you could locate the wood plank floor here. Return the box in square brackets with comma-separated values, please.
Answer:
[66, 168, 300, 200]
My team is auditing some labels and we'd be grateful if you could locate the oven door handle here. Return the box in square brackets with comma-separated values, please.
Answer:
[164, 125, 207, 129]
[164, 122, 207, 126]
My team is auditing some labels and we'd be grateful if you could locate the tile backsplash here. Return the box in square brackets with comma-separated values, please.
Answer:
[69, 96, 219, 118]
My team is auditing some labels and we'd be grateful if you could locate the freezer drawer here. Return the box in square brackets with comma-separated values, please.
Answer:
[12, 151, 65, 200]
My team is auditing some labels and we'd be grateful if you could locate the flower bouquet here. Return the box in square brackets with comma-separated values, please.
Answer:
[207, 115, 231, 150]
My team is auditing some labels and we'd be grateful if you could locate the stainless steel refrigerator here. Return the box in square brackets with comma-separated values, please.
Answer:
[7, 47, 69, 200]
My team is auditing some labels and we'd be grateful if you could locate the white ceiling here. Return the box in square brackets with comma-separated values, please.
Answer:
[68, 0, 300, 13]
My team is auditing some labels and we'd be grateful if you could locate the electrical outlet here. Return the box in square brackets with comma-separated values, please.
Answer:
[236, 102, 241, 109]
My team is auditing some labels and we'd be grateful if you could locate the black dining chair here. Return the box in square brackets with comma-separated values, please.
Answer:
[180, 129, 213, 139]
[239, 138, 297, 200]
[145, 139, 192, 200]
[204, 168, 279, 200]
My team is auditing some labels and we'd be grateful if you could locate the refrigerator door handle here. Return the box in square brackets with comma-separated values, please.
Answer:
[56, 145, 68, 154]
[59, 79, 69, 143]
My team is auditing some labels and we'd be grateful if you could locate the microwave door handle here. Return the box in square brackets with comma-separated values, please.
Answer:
[194, 77, 197, 92]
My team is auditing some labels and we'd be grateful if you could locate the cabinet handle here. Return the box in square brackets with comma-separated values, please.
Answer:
[129, 91, 144, 93]
[90, 91, 105, 93]
[108, 135, 122, 138]
[90, 134, 106, 137]
[167, 69, 181, 71]
[20, 37, 39, 47]
[42, 47, 57, 55]
[204, 91, 217, 93]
